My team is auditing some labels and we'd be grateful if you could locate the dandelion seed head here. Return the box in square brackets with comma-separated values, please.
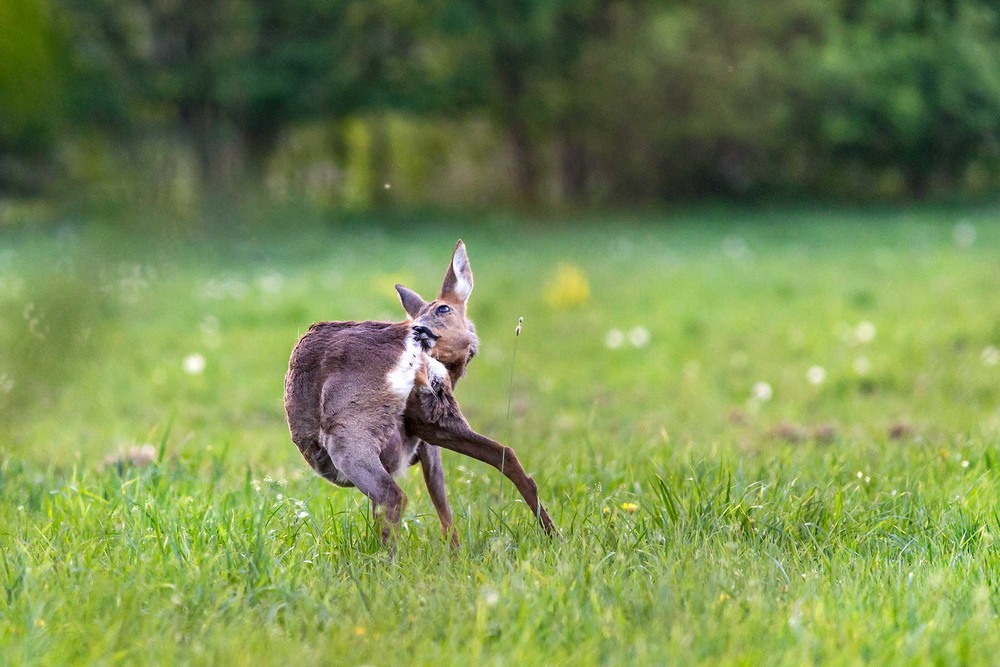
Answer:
[854, 321, 876, 344]
[605, 328, 625, 349]
[628, 326, 651, 348]
[806, 365, 826, 385]
[183, 353, 206, 375]
[751, 381, 773, 402]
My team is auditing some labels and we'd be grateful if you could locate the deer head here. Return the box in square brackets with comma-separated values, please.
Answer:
[396, 240, 479, 384]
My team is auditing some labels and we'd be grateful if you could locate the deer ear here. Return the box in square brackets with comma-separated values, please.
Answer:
[440, 240, 473, 303]
[396, 284, 427, 319]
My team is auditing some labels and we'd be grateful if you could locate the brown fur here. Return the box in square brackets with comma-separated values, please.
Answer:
[284, 241, 556, 547]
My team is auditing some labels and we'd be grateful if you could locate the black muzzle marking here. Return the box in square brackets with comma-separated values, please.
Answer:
[412, 325, 440, 351]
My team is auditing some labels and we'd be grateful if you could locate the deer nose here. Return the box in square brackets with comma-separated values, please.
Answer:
[412, 325, 440, 348]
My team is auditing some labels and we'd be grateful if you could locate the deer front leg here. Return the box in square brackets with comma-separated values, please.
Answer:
[412, 356, 453, 422]
[416, 441, 460, 547]
[404, 400, 558, 537]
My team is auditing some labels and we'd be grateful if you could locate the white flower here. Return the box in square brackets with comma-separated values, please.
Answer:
[605, 328, 625, 349]
[482, 588, 500, 607]
[853, 356, 871, 376]
[953, 222, 976, 249]
[297, 510, 310, 519]
[981, 346, 1000, 367]
[751, 381, 773, 402]
[806, 366, 826, 385]
[627, 326, 651, 348]
[183, 353, 206, 375]
[854, 321, 876, 344]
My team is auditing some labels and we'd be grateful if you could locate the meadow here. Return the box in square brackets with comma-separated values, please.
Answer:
[1, 207, 1000, 664]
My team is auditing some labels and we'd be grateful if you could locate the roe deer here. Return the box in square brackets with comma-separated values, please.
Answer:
[284, 241, 556, 546]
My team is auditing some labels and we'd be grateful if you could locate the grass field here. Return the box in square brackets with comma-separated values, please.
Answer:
[2, 207, 1000, 664]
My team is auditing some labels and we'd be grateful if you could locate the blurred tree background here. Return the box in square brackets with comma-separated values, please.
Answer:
[2, 0, 1000, 219]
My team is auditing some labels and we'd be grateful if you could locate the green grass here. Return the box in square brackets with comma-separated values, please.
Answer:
[2, 207, 1000, 664]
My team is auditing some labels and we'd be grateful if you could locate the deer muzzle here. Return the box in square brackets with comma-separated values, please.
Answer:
[412, 325, 440, 351]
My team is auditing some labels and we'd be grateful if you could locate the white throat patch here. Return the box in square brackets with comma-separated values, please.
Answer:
[386, 334, 421, 401]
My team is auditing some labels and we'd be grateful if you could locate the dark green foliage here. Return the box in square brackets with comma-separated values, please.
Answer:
[3, 0, 1000, 205]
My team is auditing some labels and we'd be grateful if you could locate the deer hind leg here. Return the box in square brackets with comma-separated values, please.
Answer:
[405, 414, 558, 537]
[321, 429, 407, 546]
[416, 441, 460, 547]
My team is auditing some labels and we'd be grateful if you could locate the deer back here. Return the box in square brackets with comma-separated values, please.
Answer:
[284, 321, 420, 463]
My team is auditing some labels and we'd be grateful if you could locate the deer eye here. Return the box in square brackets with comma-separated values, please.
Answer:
[435, 304, 451, 315]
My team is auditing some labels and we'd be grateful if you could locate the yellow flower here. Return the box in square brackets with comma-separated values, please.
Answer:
[543, 264, 590, 309]
[620, 502, 639, 513]
[353, 626, 366, 637]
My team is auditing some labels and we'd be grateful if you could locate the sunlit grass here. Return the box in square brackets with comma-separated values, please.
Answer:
[1, 207, 999, 664]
